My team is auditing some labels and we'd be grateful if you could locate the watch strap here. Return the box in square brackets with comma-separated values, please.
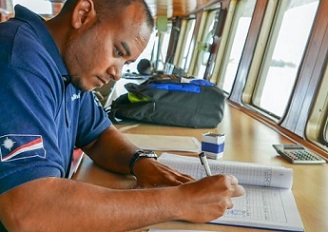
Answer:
[129, 150, 157, 176]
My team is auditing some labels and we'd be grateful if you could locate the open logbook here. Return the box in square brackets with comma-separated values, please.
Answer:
[158, 153, 304, 232]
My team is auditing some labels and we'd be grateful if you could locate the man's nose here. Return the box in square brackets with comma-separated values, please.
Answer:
[107, 65, 122, 81]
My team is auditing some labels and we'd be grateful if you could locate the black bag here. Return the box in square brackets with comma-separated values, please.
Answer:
[108, 76, 225, 128]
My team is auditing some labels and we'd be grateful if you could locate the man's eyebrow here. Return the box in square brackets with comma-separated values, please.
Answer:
[121, 41, 131, 56]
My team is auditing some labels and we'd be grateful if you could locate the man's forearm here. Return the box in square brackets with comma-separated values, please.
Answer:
[0, 174, 245, 231]
[0, 177, 179, 231]
[83, 126, 138, 175]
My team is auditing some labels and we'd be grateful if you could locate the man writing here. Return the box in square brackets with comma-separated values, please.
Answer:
[0, 0, 245, 231]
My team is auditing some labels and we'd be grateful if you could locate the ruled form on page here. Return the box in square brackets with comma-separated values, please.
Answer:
[158, 153, 304, 232]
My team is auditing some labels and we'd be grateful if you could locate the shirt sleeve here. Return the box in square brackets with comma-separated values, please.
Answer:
[0, 65, 66, 194]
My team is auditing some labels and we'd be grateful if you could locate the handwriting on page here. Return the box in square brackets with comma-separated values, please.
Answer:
[224, 186, 289, 223]
[210, 164, 289, 188]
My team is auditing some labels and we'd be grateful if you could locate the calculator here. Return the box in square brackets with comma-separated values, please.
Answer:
[272, 144, 326, 164]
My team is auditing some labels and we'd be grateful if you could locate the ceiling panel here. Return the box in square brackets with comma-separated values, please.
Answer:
[145, 0, 220, 18]
[0, 0, 220, 19]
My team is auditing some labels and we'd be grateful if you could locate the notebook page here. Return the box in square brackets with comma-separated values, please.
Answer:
[158, 153, 293, 189]
[158, 153, 303, 231]
[215, 186, 303, 231]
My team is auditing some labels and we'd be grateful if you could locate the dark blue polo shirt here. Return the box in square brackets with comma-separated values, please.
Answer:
[0, 5, 111, 194]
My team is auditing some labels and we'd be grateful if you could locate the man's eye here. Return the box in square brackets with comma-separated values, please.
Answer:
[115, 47, 123, 56]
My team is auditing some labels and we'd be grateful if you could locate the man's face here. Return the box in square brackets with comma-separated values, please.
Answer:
[63, 4, 151, 91]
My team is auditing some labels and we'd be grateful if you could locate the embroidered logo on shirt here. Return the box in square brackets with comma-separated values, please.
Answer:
[71, 92, 81, 101]
[0, 134, 46, 162]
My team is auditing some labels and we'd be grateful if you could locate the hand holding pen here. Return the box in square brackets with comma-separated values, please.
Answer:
[198, 152, 245, 200]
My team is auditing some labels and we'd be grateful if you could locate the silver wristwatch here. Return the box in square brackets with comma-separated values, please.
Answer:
[129, 149, 157, 175]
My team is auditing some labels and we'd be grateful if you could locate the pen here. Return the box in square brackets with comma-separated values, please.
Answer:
[199, 152, 212, 176]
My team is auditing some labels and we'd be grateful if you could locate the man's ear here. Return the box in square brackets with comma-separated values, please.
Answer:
[71, 0, 96, 29]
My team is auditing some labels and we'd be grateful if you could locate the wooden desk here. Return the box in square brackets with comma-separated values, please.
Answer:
[73, 104, 328, 232]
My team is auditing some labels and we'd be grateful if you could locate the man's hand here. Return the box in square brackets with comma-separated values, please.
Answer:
[133, 159, 246, 222]
[133, 158, 195, 188]
[173, 174, 245, 223]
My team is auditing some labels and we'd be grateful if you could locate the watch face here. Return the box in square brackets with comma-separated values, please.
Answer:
[142, 150, 156, 154]
[138, 150, 158, 159]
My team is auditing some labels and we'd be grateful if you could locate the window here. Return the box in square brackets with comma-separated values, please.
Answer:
[152, 22, 173, 72]
[178, 18, 196, 71]
[252, 0, 319, 117]
[216, 0, 256, 93]
[307, 63, 328, 147]
[12, 0, 52, 15]
[192, 9, 218, 79]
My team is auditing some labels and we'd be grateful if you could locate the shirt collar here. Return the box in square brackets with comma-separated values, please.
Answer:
[14, 5, 69, 77]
